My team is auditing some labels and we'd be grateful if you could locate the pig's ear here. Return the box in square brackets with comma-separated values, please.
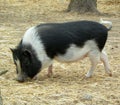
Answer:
[10, 48, 14, 53]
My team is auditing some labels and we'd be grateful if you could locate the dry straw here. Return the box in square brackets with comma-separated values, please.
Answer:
[0, 0, 120, 105]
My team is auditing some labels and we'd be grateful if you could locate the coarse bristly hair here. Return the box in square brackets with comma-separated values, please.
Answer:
[11, 19, 112, 82]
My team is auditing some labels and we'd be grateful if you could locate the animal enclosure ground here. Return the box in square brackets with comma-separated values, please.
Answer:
[0, 0, 120, 105]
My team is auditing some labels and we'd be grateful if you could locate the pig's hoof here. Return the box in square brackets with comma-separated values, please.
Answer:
[81, 75, 91, 80]
[47, 73, 53, 78]
[33, 76, 38, 80]
[109, 73, 112, 77]
[85, 74, 92, 78]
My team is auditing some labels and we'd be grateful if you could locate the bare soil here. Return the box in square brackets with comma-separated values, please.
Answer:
[0, 0, 120, 105]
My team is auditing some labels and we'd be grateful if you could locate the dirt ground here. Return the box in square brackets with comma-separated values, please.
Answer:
[0, 0, 120, 105]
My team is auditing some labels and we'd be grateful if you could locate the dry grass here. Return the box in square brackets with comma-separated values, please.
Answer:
[98, 0, 120, 15]
[0, 0, 120, 105]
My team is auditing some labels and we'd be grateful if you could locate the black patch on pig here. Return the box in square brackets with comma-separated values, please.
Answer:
[35, 21, 108, 59]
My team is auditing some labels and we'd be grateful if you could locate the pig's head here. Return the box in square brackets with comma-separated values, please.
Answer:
[10, 46, 41, 82]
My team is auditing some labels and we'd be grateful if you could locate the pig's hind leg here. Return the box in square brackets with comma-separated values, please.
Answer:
[100, 51, 112, 76]
[86, 50, 100, 77]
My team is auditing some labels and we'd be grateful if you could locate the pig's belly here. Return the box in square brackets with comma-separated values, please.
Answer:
[55, 44, 90, 62]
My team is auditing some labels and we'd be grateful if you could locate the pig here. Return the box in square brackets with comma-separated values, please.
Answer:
[11, 19, 112, 82]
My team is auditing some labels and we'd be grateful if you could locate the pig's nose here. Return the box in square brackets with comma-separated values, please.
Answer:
[16, 76, 25, 83]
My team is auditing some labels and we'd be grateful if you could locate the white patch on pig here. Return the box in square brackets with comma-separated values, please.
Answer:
[55, 40, 98, 62]
[22, 26, 52, 69]
[15, 58, 22, 75]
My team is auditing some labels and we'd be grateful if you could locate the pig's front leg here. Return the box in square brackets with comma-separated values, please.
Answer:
[47, 65, 53, 77]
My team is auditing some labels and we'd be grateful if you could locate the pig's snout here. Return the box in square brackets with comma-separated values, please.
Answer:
[16, 74, 27, 83]
[17, 76, 25, 82]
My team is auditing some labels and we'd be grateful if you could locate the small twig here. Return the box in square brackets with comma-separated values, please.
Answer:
[0, 70, 8, 76]
[0, 90, 3, 105]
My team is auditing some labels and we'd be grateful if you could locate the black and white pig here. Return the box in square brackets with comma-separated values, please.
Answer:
[11, 19, 112, 82]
